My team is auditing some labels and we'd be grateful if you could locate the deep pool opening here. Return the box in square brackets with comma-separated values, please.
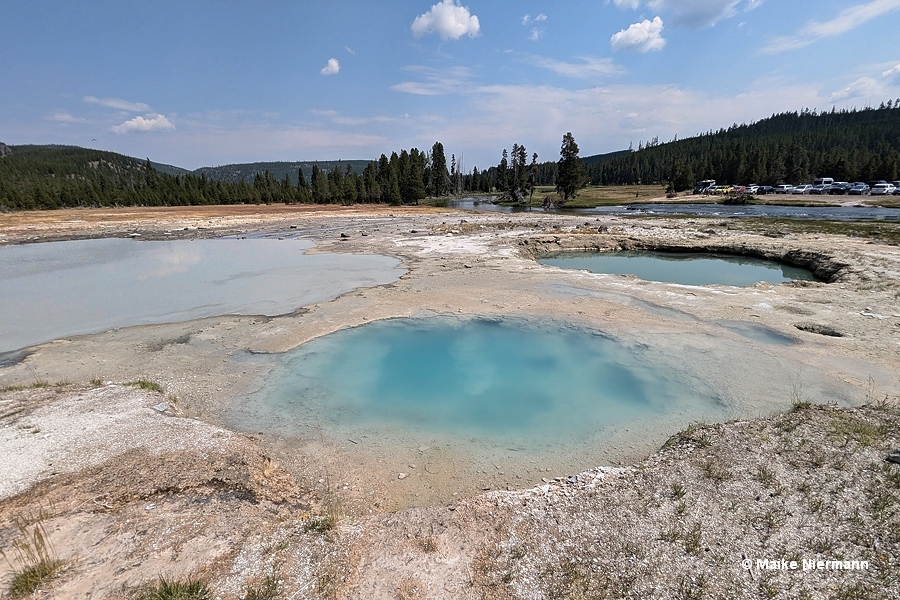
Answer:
[224, 314, 860, 506]
[226, 316, 737, 463]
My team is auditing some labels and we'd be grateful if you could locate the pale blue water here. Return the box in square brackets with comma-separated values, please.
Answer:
[236, 317, 729, 452]
[0, 237, 405, 352]
[539, 251, 818, 285]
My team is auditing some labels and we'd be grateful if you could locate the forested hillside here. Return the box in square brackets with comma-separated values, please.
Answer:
[0, 143, 451, 210]
[585, 103, 900, 189]
[195, 160, 371, 184]
[467, 103, 900, 193]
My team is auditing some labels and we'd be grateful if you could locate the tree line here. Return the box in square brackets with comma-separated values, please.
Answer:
[461, 102, 900, 193]
[0, 143, 458, 210]
[4, 102, 897, 210]
[587, 103, 900, 190]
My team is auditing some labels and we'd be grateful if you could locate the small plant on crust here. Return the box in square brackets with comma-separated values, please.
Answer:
[1, 510, 66, 598]
[127, 379, 164, 393]
[129, 575, 211, 600]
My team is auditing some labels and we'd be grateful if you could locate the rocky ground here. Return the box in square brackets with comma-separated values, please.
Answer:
[0, 204, 898, 599]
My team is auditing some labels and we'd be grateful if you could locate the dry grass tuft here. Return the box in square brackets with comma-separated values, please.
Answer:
[129, 576, 210, 600]
[1, 509, 66, 598]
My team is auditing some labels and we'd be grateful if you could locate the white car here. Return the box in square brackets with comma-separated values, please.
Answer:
[870, 183, 896, 195]
[791, 184, 813, 194]
[774, 185, 793, 194]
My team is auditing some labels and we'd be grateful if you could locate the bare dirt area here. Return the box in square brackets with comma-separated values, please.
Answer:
[1, 204, 899, 598]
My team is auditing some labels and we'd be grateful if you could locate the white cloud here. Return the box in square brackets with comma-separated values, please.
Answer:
[110, 113, 174, 134]
[829, 77, 883, 102]
[83, 96, 150, 112]
[345, 46, 355, 55]
[611, 0, 641, 8]
[525, 55, 624, 79]
[523, 13, 547, 40]
[763, 0, 900, 54]
[49, 111, 86, 123]
[522, 13, 547, 25]
[320, 58, 340, 76]
[883, 64, 900, 81]
[411, 0, 480, 40]
[610, 17, 666, 52]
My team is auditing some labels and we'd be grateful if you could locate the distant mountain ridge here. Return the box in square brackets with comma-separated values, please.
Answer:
[0, 144, 407, 210]
[195, 160, 371, 184]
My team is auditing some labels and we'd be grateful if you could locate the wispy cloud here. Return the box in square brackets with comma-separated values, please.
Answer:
[522, 12, 548, 41]
[884, 64, 900, 81]
[411, 0, 480, 40]
[48, 111, 86, 123]
[609, 1, 761, 29]
[521, 13, 547, 25]
[416, 79, 822, 168]
[610, 17, 666, 52]
[83, 95, 150, 112]
[763, 0, 900, 54]
[311, 109, 411, 127]
[320, 58, 340, 76]
[525, 55, 625, 79]
[391, 65, 475, 96]
[110, 113, 174, 134]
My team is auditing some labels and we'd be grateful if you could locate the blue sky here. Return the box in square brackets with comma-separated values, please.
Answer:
[2, 1, 900, 170]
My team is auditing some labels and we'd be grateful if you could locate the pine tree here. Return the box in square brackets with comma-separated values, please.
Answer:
[430, 142, 449, 197]
[556, 132, 586, 203]
[311, 164, 329, 203]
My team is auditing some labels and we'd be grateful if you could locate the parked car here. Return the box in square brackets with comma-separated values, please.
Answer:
[809, 184, 830, 195]
[829, 182, 852, 195]
[693, 179, 716, 194]
[870, 183, 896, 195]
[791, 184, 813, 194]
[774, 184, 793, 194]
[848, 183, 870, 195]
[757, 185, 774, 195]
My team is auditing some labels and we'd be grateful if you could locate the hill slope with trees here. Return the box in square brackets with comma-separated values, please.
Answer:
[585, 103, 900, 190]
[4, 102, 900, 209]
[0, 143, 451, 210]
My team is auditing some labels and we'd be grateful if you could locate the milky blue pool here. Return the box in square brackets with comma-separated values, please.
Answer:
[0, 237, 405, 352]
[236, 317, 729, 454]
[539, 251, 819, 285]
